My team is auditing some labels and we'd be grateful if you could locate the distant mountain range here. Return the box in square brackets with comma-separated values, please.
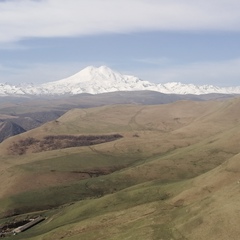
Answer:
[1, 66, 240, 96]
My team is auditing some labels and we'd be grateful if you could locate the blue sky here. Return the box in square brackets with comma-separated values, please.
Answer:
[0, 0, 240, 87]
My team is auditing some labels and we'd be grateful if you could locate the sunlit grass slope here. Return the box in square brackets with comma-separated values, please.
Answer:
[1, 98, 240, 239]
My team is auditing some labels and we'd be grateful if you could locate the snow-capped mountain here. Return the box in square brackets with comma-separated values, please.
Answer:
[40, 66, 157, 95]
[0, 66, 240, 96]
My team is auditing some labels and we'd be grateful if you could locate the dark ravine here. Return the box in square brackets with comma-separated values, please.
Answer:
[0, 111, 65, 143]
[0, 121, 26, 143]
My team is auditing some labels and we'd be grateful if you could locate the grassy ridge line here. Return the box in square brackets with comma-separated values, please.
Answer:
[0, 100, 234, 157]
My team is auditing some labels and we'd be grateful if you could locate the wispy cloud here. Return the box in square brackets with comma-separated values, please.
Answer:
[134, 57, 171, 66]
[0, 0, 240, 43]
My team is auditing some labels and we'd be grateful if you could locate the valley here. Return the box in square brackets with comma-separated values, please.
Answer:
[0, 93, 240, 239]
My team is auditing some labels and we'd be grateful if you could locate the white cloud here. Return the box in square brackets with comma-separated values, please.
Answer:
[0, 0, 240, 43]
[135, 58, 240, 87]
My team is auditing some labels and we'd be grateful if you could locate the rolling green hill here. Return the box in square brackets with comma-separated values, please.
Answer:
[0, 98, 240, 239]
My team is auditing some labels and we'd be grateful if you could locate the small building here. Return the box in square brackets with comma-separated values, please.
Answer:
[13, 216, 45, 234]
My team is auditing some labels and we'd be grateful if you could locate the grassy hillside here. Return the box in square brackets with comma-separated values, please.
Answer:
[0, 98, 240, 239]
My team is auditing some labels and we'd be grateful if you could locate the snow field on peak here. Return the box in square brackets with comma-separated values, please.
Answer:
[0, 66, 240, 96]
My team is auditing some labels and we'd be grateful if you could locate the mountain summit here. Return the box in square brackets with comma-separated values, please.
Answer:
[0, 66, 240, 96]
[40, 66, 156, 95]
